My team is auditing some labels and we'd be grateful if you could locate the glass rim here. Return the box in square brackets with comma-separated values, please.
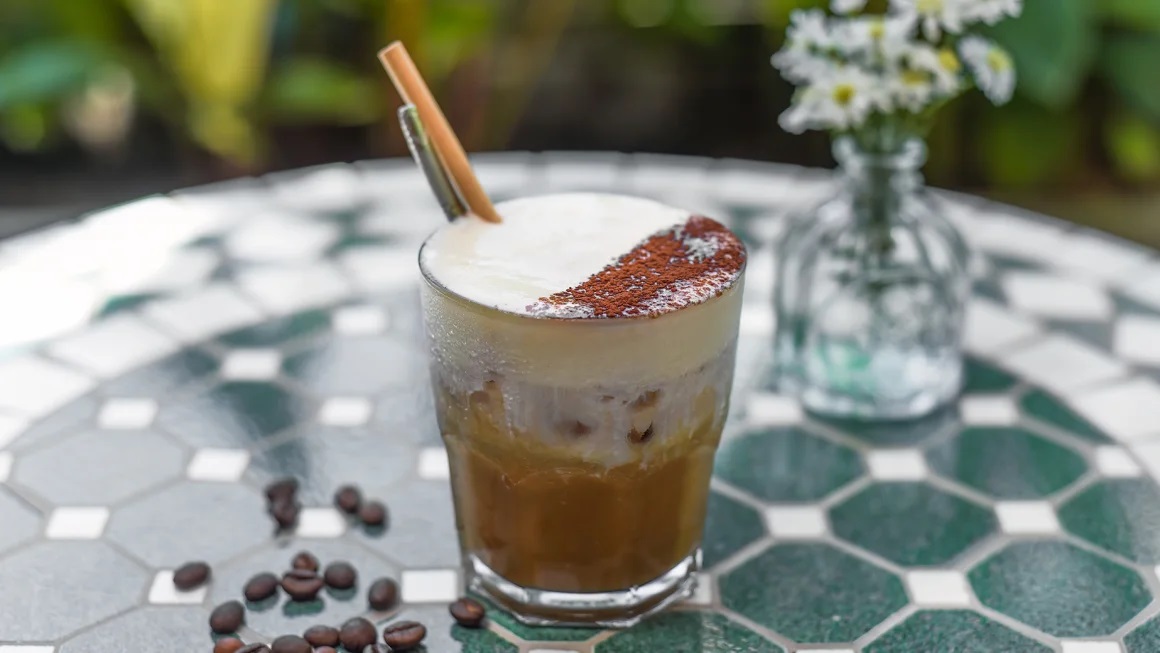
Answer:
[416, 232, 747, 324]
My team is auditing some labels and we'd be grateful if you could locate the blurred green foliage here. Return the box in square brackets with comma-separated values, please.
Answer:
[1, 0, 1159, 190]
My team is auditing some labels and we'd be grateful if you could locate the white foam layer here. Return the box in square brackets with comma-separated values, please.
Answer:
[420, 193, 688, 314]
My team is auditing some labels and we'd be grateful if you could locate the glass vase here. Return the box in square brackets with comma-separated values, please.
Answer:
[772, 137, 970, 420]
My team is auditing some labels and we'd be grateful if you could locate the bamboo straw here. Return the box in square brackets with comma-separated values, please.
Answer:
[378, 42, 502, 223]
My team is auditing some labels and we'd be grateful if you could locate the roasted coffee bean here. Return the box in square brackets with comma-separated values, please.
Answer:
[173, 560, 211, 590]
[281, 569, 324, 601]
[243, 572, 280, 602]
[382, 621, 426, 650]
[213, 637, 246, 653]
[270, 635, 312, 653]
[209, 600, 245, 634]
[291, 550, 319, 572]
[264, 477, 298, 503]
[270, 498, 300, 529]
[339, 617, 377, 651]
[358, 500, 387, 527]
[303, 625, 340, 647]
[236, 644, 270, 653]
[323, 561, 357, 589]
[448, 597, 486, 628]
[334, 485, 362, 514]
[367, 578, 399, 611]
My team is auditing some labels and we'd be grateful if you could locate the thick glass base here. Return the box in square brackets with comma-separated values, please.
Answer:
[466, 550, 700, 628]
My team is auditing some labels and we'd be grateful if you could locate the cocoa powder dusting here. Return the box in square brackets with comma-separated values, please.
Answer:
[532, 216, 745, 318]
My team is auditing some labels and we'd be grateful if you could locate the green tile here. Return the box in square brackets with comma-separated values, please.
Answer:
[829, 483, 997, 566]
[1126, 615, 1160, 653]
[1059, 479, 1160, 563]
[471, 595, 594, 642]
[814, 407, 958, 447]
[218, 310, 330, 347]
[702, 491, 766, 570]
[597, 611, 783, 653]
[98, 293, 158, 317]
[969, 541, 1151, 637]
[157, 381, 306, 448]
[327, 232, 391, 255]
[714, 427, 863, 502]
[865, 610, 1052, 653]
[451, 626, 518, 652]
[926, 427, 1088, 499]
[1021, 390, 1111, 443]
[963, 357, 1018, 394]
[720, 543, 907, 643]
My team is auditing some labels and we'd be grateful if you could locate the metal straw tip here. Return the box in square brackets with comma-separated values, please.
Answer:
[398, 104, 467, 221]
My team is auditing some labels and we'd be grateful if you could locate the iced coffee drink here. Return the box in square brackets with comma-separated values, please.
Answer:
[418, 193, 746, 626]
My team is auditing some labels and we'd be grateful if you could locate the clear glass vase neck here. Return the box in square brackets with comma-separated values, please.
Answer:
[833, 136, 926, 223]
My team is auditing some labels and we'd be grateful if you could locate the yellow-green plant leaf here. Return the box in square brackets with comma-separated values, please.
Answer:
[1106, 111, 1160, 181]
[979, 100, 1079, 187]
[263, 58, 381, 125]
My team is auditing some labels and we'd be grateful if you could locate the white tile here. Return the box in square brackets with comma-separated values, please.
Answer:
[220, 349, 282, 381]
[236, 263, 352, 315]
[0, 452, 12, 482]
[1133, 442, 1160, 480]
[964, 299, 1040, 354]
[0, 414, 28, 449]
[103, 248, 220, 295]
[401, 569, 459, 603]
[1003, 336, 1127, 394]
[1095, 446, 1143, 478]
[0, 356, 94, 419]
[1001, 272, 1112, 321]
[1070, 378, 1160, 442]
[972, 214, 1067, 265]
[332, 305, 390, 335]
[143, 285, 264, 343]
[418, 448, 450, 480]
[187, 449, 251, 482]
[746, 393, 803, 425]
[905, 570, 972, 607]
[764, 506, 828, 539]
[866, 450, 928, 481]
[995, 501, 1060, 535]
[684, 572, 714, 606]
[544, 156, 625, 190]
[1114, 316, 1160, 366]
[1052, 233, 1152, 284]
[46, 507, 109, 539]
[47, 315, 179, 378]
[97, 398, 158, 429]
[226, 213, 340, 261]
[295, 507, 347, 538]
[270, 164, 367, 213]
[960, 396, 1019, 426]
[318, 397, 373, 427]
[340, 247, 420, 292]
[148, 570, 207, 604]
[624, 155, 709, 193]
[0, 647, 57, 653]
[1060, 642, 1123, 653]
[1122, 266, 1160, 311]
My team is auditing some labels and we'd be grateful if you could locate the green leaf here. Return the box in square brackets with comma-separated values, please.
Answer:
[262, 57, 381, 125]
[1101, 34, 1160, 121]
[978, 99, 1079, 187]
[0, 41, 106, 108]
[986, 0, 1096, 108]
[1106, 110, 1160, 181]
[1098, 0, 1160, 32]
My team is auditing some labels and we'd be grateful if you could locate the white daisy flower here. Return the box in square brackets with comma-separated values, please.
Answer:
[779, 65, 890, 133]
[890, 0, 970, 41]
[903, 43, 962, 96]
[772, 10, 836, 83]
[832, 0, 868, 15]
[833, 15, 916, 62]
[964, 0, 1023, 24]
[959, 35, 1015, 104]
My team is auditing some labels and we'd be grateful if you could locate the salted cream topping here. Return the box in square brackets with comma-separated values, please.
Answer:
[419, 193, 692, 315]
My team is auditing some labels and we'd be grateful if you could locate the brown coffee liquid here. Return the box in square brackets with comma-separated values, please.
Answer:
[438, 386, 723, 593]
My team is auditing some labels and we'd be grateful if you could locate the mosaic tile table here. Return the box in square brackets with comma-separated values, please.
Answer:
[2, 153, 1160, 653]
